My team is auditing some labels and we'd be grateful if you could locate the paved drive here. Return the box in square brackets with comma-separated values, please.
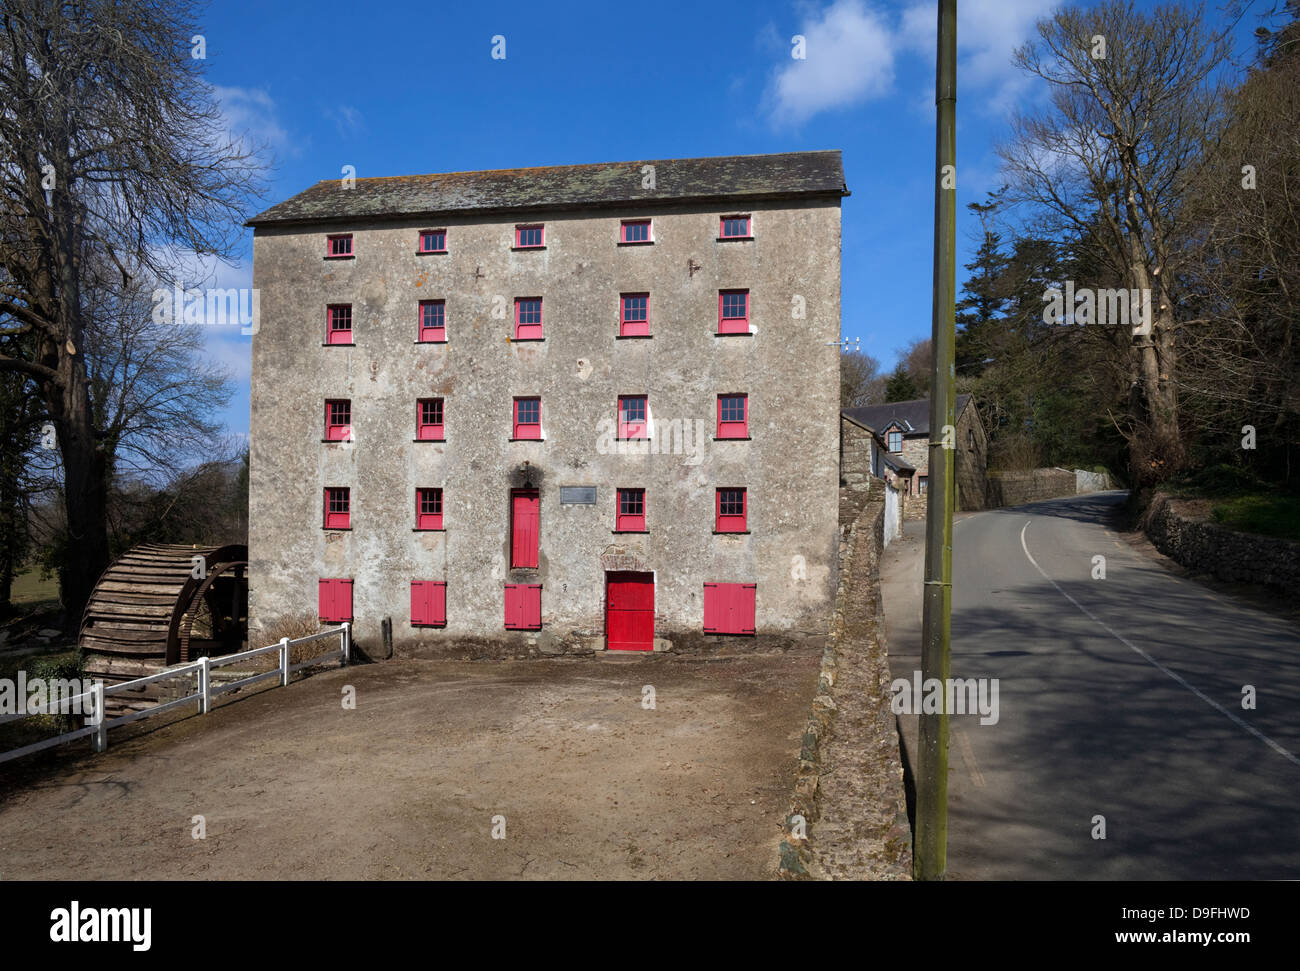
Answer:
[881, 492, 1300, 879]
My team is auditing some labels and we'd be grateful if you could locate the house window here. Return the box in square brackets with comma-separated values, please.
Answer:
[717, 394, 748, 439]
[620, 293, 649, 337]
[719, 215, 752, 239]
[616, 488, 646, 532]
[888, 430, 903, 453]
[515, 297, 543, 339]
[617, 395, 648, 439]
[620, 219, 651, 243]
[418, 300, 446, 342]
[716, 487, 747, 533]
[718, 290, 749, 334]
[326, 234, 353, 258]
[326, 304, 353, 344]
[324, 399, 352, 442]
[324, 487, 350, 529]
[510, 489, 540, 568]
[515, 224, 545, 249]
[417, 398, 445, 441]
[418, 229, 447, 254]
[513, 397, 541, 440]
[416, 488, 443, 530]
[703, 582, 756, 635]
[504, 584, 542, 630]
[918, 476, 928, 495]
[410, 581, 447, 627]
[318, 578, 354, 623]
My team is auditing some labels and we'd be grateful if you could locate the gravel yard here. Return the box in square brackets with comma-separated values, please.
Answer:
[0, 653, 818, 880]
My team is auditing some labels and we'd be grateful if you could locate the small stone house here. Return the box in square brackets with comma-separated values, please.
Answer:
[840, 394, 987, 511]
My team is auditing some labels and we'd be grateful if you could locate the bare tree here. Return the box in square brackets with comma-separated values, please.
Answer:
[999, 1, 1231, 486]
[840, 349, 885, 408]
[1179, 5, 1300, 480]
[0, 0, 261, 618]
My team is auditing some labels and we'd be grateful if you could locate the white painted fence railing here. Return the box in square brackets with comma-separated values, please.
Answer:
[0, 623, 350, 766]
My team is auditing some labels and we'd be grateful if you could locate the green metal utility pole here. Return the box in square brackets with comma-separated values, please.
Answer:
[915, 0, 957, 882]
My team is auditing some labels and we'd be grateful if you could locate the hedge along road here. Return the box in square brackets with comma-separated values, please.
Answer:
[881, 491, 1300, 879]
[0, 653, 818, 879]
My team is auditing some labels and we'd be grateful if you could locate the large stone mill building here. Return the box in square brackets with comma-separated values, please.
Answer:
[245, 151, 848, 655]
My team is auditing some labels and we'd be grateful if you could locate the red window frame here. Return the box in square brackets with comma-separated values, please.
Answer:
[617, 395, 648, 439]
[326, 304, 353, 344]
[417, 229, 447, 254]
[716, 394, 748, 439]
[620, 219, 651, 243]
[326, 234, 353, 258]
[719, 215, 752, 239]
[703, 582, 756, 635]
[514, 297, 543, 340]
[514, 224, 545, 249]
[616, 488, 646, 532]
[325, 399, 352, 442]
[417, 398, 445, 441]
[418, 300, 446, 342]
[324, 487, 350, 530]
[513, 397, 541, 440]
[718, 290, 749, 334]
[619, 293, 649, 337]
[416, 487, 443, 530]
[716, 487, 747, 533]
[410, 580, 447, 627]
[504, 583, 542, 630]
[318, 578, 354, 623]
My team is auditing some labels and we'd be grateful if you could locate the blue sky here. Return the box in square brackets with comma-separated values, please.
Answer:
[194, 0, 1270, 441]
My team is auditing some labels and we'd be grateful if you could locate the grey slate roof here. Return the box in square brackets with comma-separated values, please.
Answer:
[842, 394, 972, 438]
[246, 151, 847, 228]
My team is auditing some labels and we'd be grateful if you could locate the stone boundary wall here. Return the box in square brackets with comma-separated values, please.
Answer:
[1075, 469, 1114, 493]
[1143, 493, 1300, 592]
[986, 468, 1077, 508]
[778, 493, 912, 880]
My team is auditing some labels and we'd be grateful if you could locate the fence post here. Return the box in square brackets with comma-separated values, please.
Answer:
[198, 657, 210, 714]
[342, 622, 351, 665]
[280, 637, 291, 687]
[91, 681, 106, 753]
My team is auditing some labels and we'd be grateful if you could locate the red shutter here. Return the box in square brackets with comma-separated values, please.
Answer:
[338, 579, 353, 622]
[511, 490, 540, 568]
[318, 579, 334, 621]
[736, 583, 757, 634]
[411, 581, 446, 627]
[319, 578, 353, 623]
[505, 584, 541, 630]
[703, 582, 755, 635]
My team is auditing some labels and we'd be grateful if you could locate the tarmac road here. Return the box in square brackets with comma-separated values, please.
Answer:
[881, 491, 1300, 879]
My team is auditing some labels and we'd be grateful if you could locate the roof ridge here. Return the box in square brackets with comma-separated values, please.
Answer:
[306, 150, 844, 187]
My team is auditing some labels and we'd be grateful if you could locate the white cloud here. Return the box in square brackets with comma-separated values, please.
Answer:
[764, 0, 896, 127]
[327, 104, 365, 138]
[213, 85, 289, 158]
[203, 327, 252, 385]
[760, 0, 1058, 125]
[900, 0, 1059, 115]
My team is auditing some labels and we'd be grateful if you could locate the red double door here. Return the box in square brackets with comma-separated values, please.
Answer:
[605, 572, 654, 651]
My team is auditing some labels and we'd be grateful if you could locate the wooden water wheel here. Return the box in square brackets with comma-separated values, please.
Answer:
[79, 544, 248, 713]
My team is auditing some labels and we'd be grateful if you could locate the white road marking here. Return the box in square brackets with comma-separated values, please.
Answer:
[1019, 520, 1300, 768]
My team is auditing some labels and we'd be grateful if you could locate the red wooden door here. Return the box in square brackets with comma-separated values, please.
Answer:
[606, 572, 654, 651]
[511, 490, 540, 568]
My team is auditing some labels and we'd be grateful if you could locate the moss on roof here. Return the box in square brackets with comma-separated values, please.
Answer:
[246, 151, 847, 227]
